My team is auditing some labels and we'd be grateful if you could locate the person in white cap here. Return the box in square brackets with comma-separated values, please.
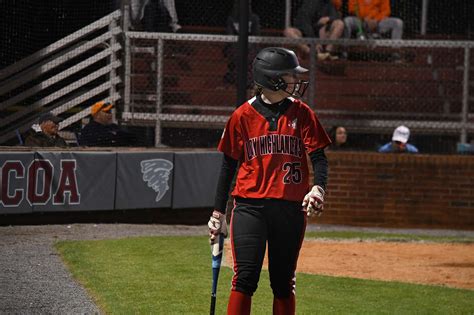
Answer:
[378, 125, 419, 153]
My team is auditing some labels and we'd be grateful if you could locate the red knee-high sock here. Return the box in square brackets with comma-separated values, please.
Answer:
[273, 294, 295, 315]
[227, 290, 251, 315]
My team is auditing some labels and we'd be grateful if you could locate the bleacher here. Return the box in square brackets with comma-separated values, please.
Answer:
[125, 31, 473, 139]
[312, 47, 464, 117]
[1, 2, 472, 151]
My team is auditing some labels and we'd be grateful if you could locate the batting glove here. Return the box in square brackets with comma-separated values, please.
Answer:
[302, 185, 325, 217]
[208, 210, 228, 243]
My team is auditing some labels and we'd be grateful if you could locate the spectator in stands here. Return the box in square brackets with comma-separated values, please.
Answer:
[24, 112, 68, 147]
[378, 125, 418, 153]
[163, 0, 181, 32]
[131, 0, 180, 32]
[283, 0, 344, 61]
[80, 101, 135, 147]
[223, 0, 261, 85]
[226, 0, 261, 36]
[344, 0, 403, 41]
[327, 125, 349, 150]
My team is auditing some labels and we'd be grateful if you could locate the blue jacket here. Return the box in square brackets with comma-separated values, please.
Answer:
[378, 142, 419, 153]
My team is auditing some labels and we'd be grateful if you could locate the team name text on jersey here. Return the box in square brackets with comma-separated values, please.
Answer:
[245, 134, 303, 161]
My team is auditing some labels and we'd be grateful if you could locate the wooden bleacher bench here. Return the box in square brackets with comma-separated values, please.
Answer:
[180, 25, 283, 37]
[125, 34, 471, 135]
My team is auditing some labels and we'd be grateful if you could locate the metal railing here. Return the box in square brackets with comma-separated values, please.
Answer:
[122, 31, 474, 146]
[0, 10, 123, 144]
[2, 8, 472, 148]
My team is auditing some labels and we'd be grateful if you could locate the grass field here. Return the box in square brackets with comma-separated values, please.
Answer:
[55, 232, 474, 314]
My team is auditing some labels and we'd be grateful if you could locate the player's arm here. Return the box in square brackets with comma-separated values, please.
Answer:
[309, 148, 328, 190]
[214, 154, 238, 214]
[302, 148, 328, 216]
[208, 154, 238, 241]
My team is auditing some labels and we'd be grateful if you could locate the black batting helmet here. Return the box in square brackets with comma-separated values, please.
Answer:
[253, 47, 308, 97]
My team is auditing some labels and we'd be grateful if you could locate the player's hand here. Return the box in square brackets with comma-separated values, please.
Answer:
[208, 210, 228, 243]
[302, 185, 325, 217]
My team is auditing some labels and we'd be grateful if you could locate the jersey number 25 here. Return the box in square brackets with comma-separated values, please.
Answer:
[282, 162, 302, 184]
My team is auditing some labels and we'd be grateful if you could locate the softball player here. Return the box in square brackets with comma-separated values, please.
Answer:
[208, 47, 331, 315]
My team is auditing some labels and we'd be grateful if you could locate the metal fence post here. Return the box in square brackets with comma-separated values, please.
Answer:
[123, 4, 131, 114]
[237, 0, 249, 106]
[109, 18, 117, 116]
[309, 40, 316, 108]
[155, 38, 164, 147]
[421, 0, 428, 35]
[460, 47, 470, 144]
[285, 0, 291, 29]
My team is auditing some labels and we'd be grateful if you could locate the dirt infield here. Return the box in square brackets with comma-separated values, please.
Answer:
[225, 240, 474, 289]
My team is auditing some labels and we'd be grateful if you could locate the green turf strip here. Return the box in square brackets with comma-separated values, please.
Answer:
[55, 236, 474, 314]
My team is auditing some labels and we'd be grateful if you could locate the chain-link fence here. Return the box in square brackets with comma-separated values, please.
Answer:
[0, 1, 118, 70]
[174, 1, 473, 38]
[2, 1, 471, 72]
[123, 31, 474, 152]
[119, 0, 474, 152]
[1, 1, 473, 152]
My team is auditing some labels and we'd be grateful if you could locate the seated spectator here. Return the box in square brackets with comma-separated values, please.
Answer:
[80, 101, 135, 147]
[223, 0, 261, 85]
[284, 0, 344, 61]
[226, 0, 260, 36]
[131, 0, 173, 32]
[24, 112, 68, 147]
[344, 0, 403, 41]
[378, 125, 418, 153]
[163, 0, 181, 33]
[327, 125, 349, 150]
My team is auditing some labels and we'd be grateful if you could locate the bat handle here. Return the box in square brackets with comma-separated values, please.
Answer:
[210, 234, 224, 315]
[210, 295, 217, 315]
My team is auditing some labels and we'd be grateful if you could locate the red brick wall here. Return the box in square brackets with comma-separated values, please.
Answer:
[313, 152, 474, 230]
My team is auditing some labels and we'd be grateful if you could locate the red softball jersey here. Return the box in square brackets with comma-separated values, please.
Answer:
[218, 96, 331, 202]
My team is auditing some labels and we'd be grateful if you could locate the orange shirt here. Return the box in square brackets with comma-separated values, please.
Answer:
[348, 0, 391, 21]
[332, 0, 342, 11]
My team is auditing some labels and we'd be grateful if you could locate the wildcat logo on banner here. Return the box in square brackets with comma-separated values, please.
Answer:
[0, 159, 80, 207]
[140, 159, 173, 202]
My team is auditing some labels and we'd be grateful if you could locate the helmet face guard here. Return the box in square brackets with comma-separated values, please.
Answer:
[283, 80, 309, 98]
[253, 47, 309, 98]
